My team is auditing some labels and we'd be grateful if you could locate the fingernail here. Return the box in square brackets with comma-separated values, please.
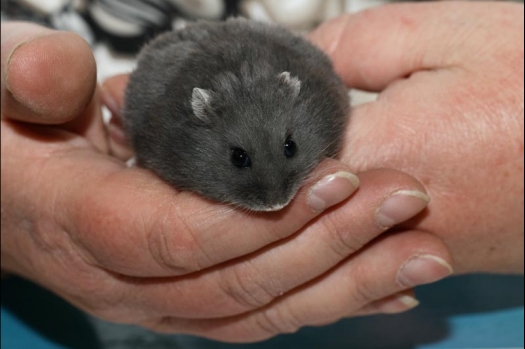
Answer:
[378, 295, 420, 314]
[3, 37, 38, 92]
[308, 172, 359, 212]
[375, 190, 430, 229]
[397, 254, 454, 288]
[397, 295, 420, 309]
[2, 42, 20, 92]
[2, 31, 96, 123]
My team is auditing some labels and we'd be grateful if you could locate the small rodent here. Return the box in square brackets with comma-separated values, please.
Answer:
[124, 18, 350, 212]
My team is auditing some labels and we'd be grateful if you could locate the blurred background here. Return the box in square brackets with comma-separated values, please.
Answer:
[1, 1, 524, 349]
[1, 0, 520, 81]
[1, 0, 522, 104]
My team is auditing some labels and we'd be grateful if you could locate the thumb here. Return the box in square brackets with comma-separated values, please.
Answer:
[309, 1, 514, 91]
[1, 21, 97, 124]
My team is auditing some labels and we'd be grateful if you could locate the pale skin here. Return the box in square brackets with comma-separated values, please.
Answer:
[0, 20, 451, 344]
[309, 0, 524, 275]
[1, 0, 523, 344]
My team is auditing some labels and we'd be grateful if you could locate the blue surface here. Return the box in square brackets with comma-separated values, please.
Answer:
[2, 275, 524, 349]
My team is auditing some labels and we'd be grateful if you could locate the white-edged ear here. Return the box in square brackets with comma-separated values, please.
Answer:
[279, 72, 301, 98]
[192, 88, 213, 123]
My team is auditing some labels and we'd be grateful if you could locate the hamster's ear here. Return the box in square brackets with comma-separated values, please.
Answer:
[192, 88, 213, 123]
[279, 72, 301, 99]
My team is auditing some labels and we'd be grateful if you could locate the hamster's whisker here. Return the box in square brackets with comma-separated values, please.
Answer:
[312, 137, 341, 160]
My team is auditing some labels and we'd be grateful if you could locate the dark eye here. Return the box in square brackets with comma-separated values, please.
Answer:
[284, 136, 297, 158]
[231, 148, 252, 168]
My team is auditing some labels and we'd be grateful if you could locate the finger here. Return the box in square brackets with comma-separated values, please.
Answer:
[62, 86, 109, 153]
[145, 230, 452, 343]
[308, 1, 511, 91]
[62, 156, 359, 277]
[113, 169, 432, 319]
[101, 74, 129, 113]
[100, 74, 133, 160]
[1, 105, 357, 279]
[1, 22, 97, 124]
[351, 290, 418, 317]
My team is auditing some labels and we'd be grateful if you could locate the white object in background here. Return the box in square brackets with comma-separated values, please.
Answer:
[18, 0, 69, 15]
[51, 7, 95, 45]
[240, 0, 274, 23]
[92, 43, 136, 82]
[263, 0, 325, 29]
[345, 0, 391, 12]
[240, 0, 345, 30]
[71, 0, 87, 12]
[168, 0, 225, 20]
[88, 2, 145, 37]
[93, 43, 136, 125]
[18, 0, 95, 46]
[324, 0, 346, 19]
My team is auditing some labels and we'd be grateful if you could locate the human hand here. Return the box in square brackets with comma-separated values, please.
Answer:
[1, 21, 452, 343]
[310, 1, 524, 274]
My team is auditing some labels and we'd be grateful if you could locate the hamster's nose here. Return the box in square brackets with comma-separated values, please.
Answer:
[248, 182, 287, 211]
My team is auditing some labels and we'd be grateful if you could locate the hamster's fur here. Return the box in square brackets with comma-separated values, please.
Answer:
[124, 18, 350, 211]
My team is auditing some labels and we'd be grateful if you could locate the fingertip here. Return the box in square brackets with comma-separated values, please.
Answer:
[2, 31, 97, 124]
[308, 13, 351, 59]
[301, 158, 359, 213]
[356, 291, 420, 316]
[101, 74, 130, 114]
[106, 112, 134, 161]
[309, 3, 453, 91]
[396, 254, 454, 288]
[378, 293, 420, 315]
[307, 171, 360, 212]
[101, 74, 133, 160]
[375, 190, 430, 230]
[376, 229, 454, 288]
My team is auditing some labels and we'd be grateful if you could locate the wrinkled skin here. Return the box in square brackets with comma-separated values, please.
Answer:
[1, 0, 523, 344]
[309, 1, 524, 274]
[0, 20, 449, 343]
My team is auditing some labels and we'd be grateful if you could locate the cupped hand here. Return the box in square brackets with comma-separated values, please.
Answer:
[310, 1, 524, 274]
[1, 21, 452, 343]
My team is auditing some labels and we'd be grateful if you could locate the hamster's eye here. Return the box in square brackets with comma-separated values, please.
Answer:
[231, 148, 252, 168]
[284, 136, 297, 158]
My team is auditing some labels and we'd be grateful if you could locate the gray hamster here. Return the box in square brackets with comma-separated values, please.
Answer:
[123, 18, 350, 212]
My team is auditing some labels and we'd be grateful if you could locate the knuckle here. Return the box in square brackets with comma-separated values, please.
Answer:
[254, 305, 302, 337]
[321, 215, 365, 259]
[147, 212, 208, 275]
[351, 265, 381, 305]
[218, 262, 275, 310]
